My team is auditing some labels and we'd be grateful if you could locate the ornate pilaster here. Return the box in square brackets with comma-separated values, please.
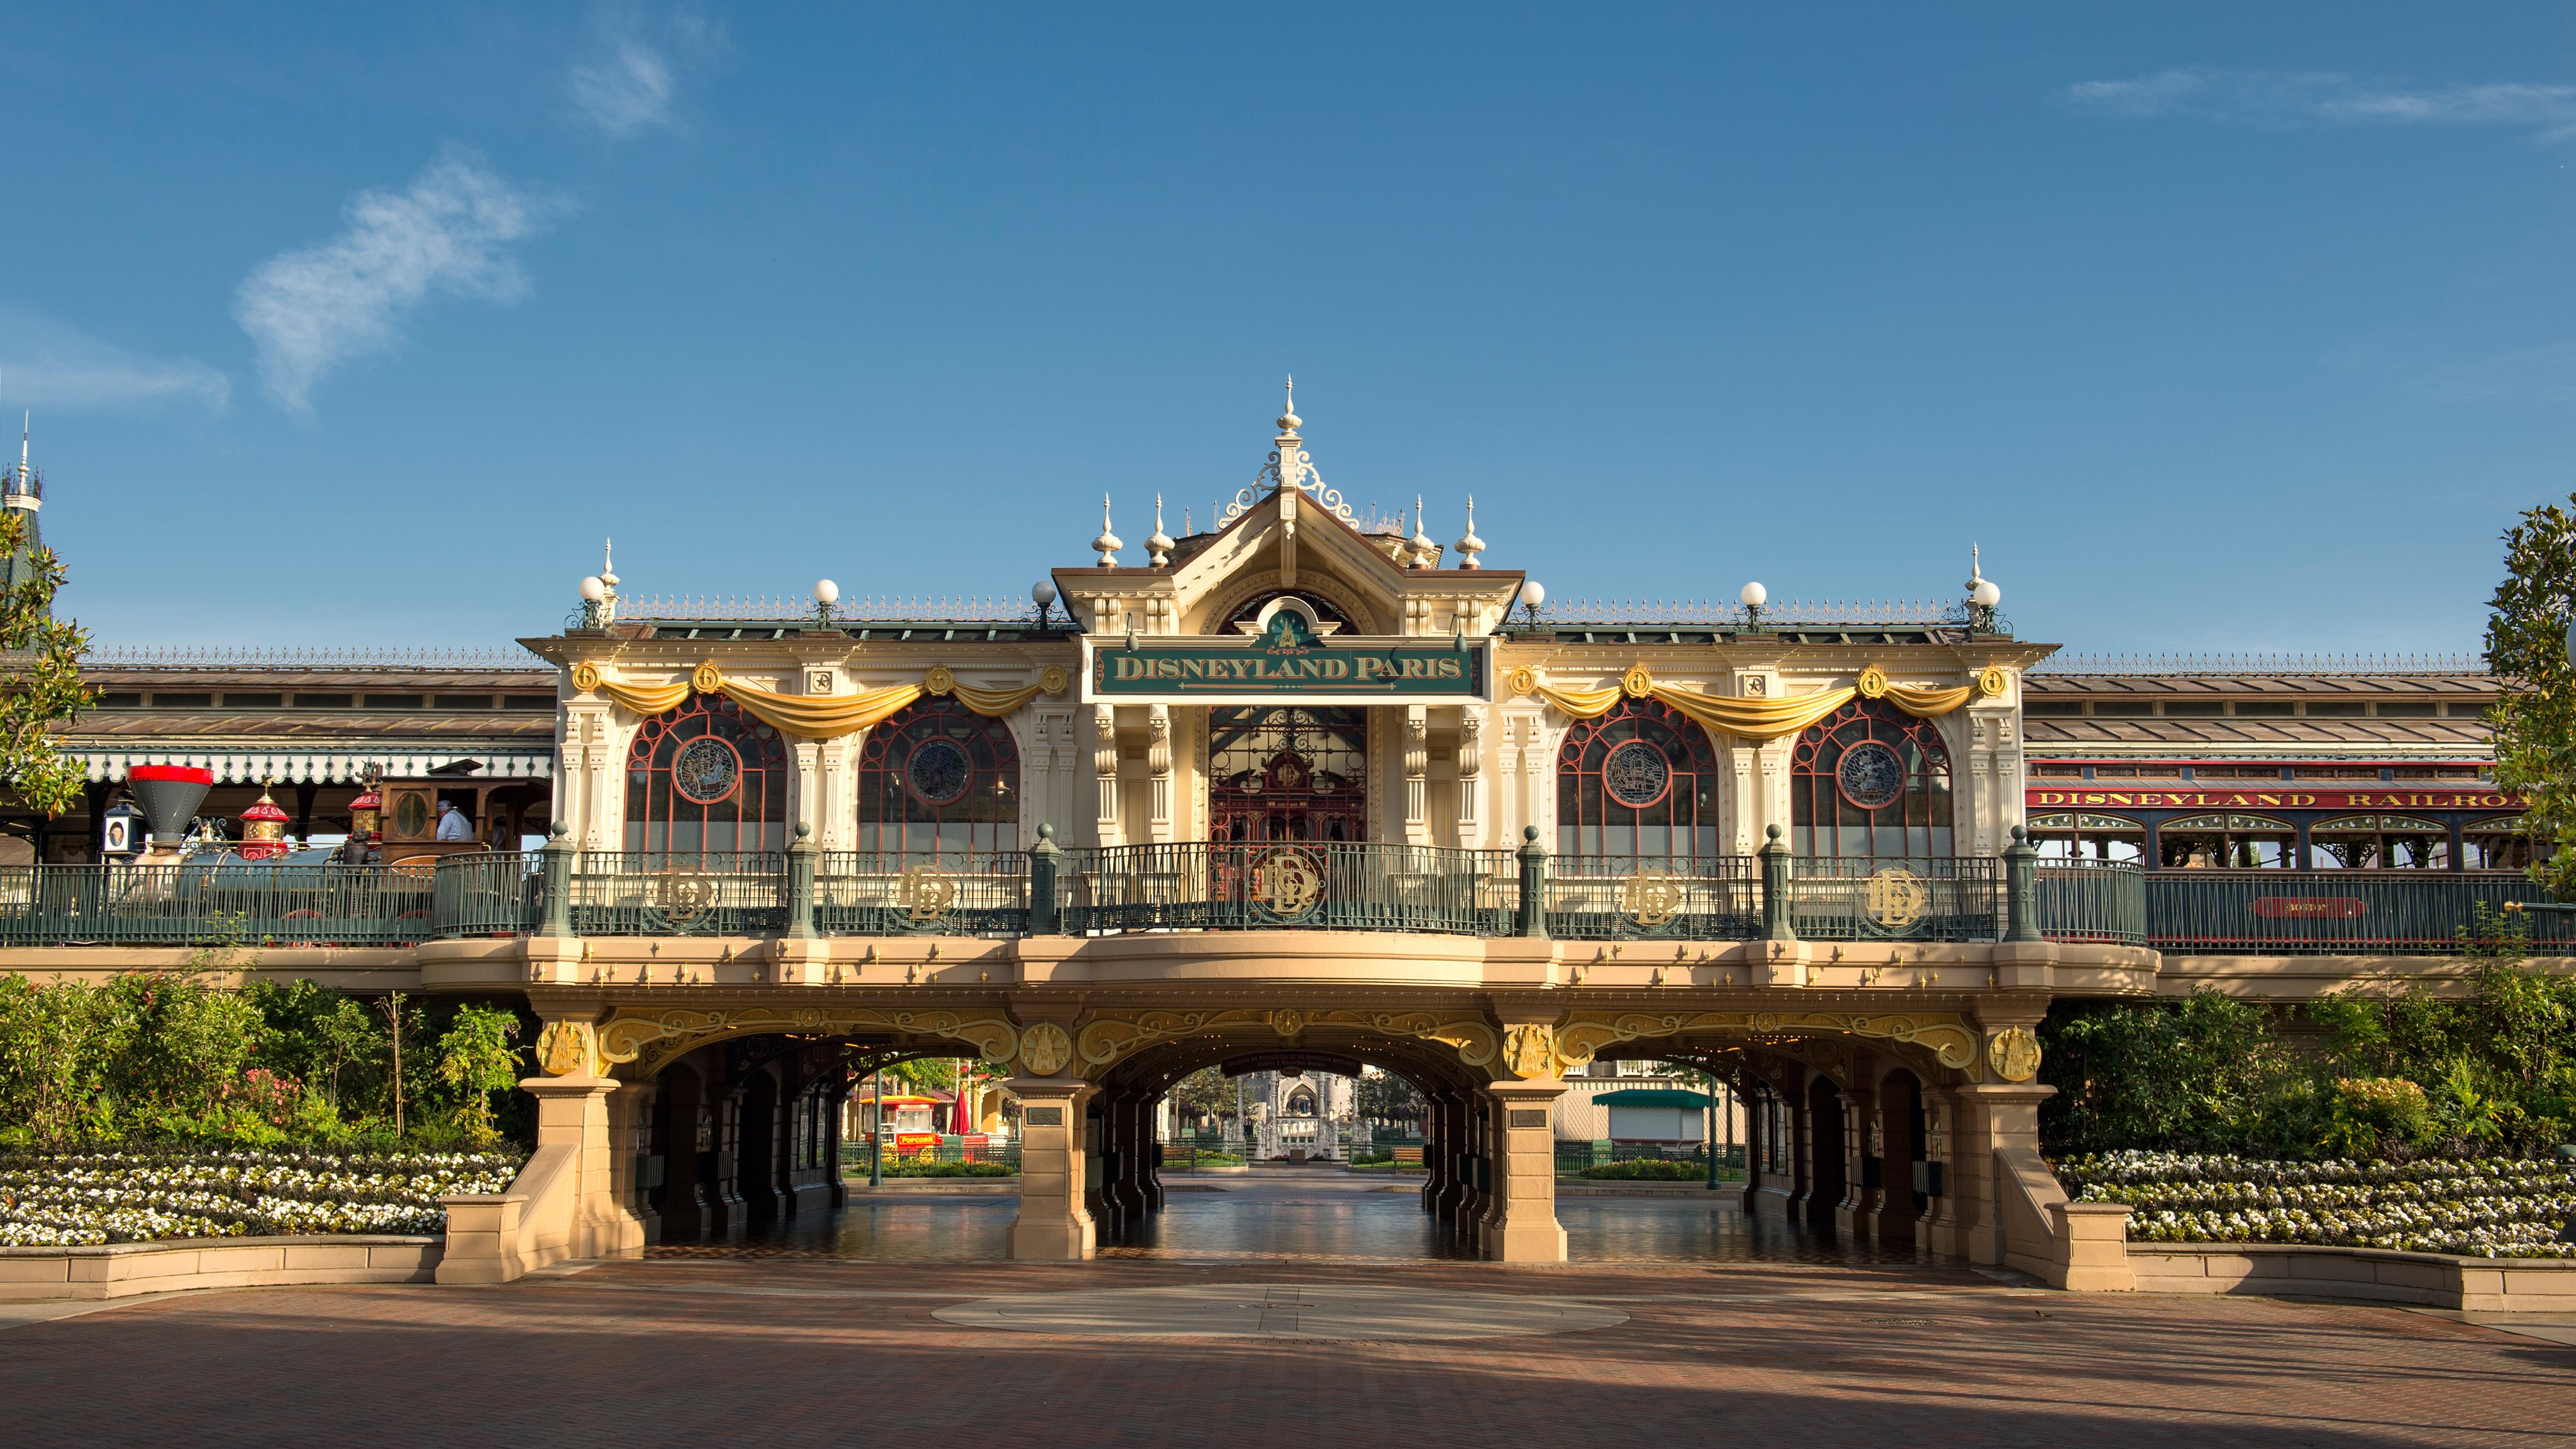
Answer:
[1091, 705, 1119, 845]
[1455, 710, 1483, 843]
[1146, 704, 1173, 843]
[1403, 704, 1430, 846]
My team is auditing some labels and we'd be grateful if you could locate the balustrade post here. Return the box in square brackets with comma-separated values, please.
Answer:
[1514, 825, 1549, 939]
[785, 823, 819, 940]
[1028, 823, 1061, 935]
[2003, 824, 2040, 942]
[1760, 824, 1796, 943]
[538, 823, 575, 938]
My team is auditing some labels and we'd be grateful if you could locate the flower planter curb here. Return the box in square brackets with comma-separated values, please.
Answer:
[2128, 1242, 2576, 1312]
[0, 1234, 441, 1301]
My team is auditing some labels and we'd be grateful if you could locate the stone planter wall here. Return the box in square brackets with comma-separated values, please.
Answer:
[2128, 1243, 2576, 1312]
[0, 1235, 441, 1302]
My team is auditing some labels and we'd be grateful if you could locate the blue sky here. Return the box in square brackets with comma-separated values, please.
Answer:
[4, 5, 2573, 658]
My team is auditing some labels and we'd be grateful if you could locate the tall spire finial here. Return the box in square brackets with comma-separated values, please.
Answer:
[1966, 542, 1982, 591]
[1453, 494, 1485, 570]
[1147, 493, 1175, 567]
[1277, 374, 1301, 434]
[1093, 494, 1123, 565]
[600, 538, 618, 589]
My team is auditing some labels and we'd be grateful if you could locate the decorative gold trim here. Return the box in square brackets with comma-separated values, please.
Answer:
[1977, 665, 2009, 699]
[1555, 1009, 1981, 1079]
[1019, 1022, 1074, 1077]
[569, 662, 601, 694]
[597, 1007, 1019, 1077]
[535, 1019, 599, 1076]
[1507, 664, 1539, 699]
[1986, 1025, 2041, 1082]
[1620, 664, 1654, 699]
[690, 660, 724, 694]
[1857, 666, 1889, 700]
[1038, 665, 1070, 696]
[1501, 1023, 1557, 1079]
[1070, 1008, 1503, 1078]
[924, 664, 957, 696]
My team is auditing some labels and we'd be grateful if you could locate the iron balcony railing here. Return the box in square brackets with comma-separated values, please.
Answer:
[816, 850, 1028, 938]
[0, 843, 2559, 953]
[1545, 853, 1758, 940]
[1058, 842, 1517, 936]
[0, 862, 434, 948]
[2141, 869, 2573, 955]
[2033, 860, 2148, 946]
[1783, 856, 2004, 943]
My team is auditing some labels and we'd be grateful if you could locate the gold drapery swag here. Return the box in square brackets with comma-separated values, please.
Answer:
[1523, 663, 1979, 745]
[587, 665, 1053, 740]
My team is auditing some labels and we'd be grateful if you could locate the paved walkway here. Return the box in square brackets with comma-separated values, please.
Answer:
[6, 1252, 2572, 1448]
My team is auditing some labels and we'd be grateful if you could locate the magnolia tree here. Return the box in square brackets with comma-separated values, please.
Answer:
[2487, 495, 2576, 897]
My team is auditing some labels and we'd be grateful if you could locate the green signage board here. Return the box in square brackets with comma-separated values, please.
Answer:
[1082, 610, 1493, 704]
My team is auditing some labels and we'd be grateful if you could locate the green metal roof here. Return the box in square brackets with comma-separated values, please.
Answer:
[1589, 1087, 1713, 1108]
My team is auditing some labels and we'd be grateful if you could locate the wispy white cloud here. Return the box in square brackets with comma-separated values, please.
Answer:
[2063, 69, 2576, 140]
[569, 8, 724, 140]
[233, 152, 564, 416]
[0, 314, 229, 413]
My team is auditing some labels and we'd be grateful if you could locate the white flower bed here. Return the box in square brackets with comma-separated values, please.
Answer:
[2062, 1150, 2576, 1260]
[0, 1149, 523, 1248]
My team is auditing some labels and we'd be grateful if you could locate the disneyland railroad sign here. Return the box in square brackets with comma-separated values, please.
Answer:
[1082, 609, 1494, 705]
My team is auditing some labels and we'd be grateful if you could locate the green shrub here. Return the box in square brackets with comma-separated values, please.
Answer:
[879, 1158, 1014, 1177]
[1578, 1157, 1707, 1180]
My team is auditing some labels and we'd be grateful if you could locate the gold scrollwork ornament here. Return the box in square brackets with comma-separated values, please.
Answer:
[691, 660, 723, 694]
[1507, 664, 1540, 699]
[1620, 664, 1654, 699]
[1857, 666, 1889, 699]
[1018, 1022, 1074, 1077]
[1038, 665, 1070, 696]
[924, 664, 956, 696]
[1987, 1026, 2042, 1082]
[1977, 665, 2009, 699]
[570, 662, 601, 694]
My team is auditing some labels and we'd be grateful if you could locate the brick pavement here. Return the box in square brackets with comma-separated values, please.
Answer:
[4, 1256, 2571, 1448]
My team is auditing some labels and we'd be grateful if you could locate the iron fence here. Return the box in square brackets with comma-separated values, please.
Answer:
[2143, 869, 2575, 955]
[431, 852, 543, 939]
[2035, 860, 2147, 945]
[1058, 842, 1516, 935]
[1546, 854, 1758, 940]
[814, 850, 1026, 936]
[565, 852, 788, 936]
[0, 862, 435, 947]
[1785, 857, 2004, 942]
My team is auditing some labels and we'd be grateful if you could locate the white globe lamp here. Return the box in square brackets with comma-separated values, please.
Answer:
[1518, 580, 1546, 625]
[1971, 577, 2001, 609]
[578, 575, 606, 603]
[1032, 578, 1060, 625]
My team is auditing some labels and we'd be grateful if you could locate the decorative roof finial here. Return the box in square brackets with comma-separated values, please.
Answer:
[600, 538, 618, 590]
[1277, 375, 1301, 435]
[1408, 494, 1436, 569]
[1147, 494, 1175, 567]
[1093, 494, 1123, 565]
[1965, 542, 1982, 593]
[1453, 495, 1485, 570]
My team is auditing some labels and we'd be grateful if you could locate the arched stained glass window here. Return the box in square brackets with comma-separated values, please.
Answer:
[1789, 701, 1953, 860]
[855, 697, 1020, 856]
[624, 696, 789, 857]
[1556, 698, 1722, 861]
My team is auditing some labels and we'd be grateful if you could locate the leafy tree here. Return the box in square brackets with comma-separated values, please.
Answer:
[0, 974, 108, 1146]
[431, 1004, 523, 1143]
[2485, 495, 2576, 897]
[1357, 1066, 1426, 1127]
[1167, 1066, 1233, 1127]
[0, 509, 95, 816]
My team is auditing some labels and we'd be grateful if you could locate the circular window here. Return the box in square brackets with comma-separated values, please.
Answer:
[906, 737, 973, 806]
[671, 736, 742, 804]
[392, 792, 429, 838]
[1836, 740, 1907, 810]
[1601, 739, 1672, 808]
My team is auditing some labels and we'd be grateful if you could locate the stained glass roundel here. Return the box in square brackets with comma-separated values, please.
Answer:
[906, 738, 974, 806]
[1601, 739, 1672, 808]
[671, 736, 742, 805]
[1836, 739, 1906, 810]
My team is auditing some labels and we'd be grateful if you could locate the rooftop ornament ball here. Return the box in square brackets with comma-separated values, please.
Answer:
[1971, 577, 2001, 609]
[578, 575, 606, 602]
[814, 579, 840, 606]
[1518, 579, 1545, 624]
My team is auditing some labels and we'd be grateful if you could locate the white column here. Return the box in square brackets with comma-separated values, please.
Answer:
[1091, 705, 1120, 846]
[1403, 704, 1430, 847]
[1146, 704, 1174, 843]
[1455, 709, 1483, 846]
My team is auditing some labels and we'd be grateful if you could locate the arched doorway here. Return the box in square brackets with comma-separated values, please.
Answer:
[1208, 706, 1367, 842]
[1804, 1076, 1846, 1230]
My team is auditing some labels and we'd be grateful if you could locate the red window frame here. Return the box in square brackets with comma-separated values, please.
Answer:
[1789, 700, 1954, 860]
[1555, 698, 1723, 862]
[623, 695, 789, 858]
[853, 697, 1021, 856]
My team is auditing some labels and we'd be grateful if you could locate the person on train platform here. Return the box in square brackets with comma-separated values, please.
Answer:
[435, 799, 473, 841]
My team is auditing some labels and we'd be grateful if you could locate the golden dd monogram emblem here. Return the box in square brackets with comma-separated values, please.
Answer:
[897, 862, 958, 922]
[1862, 867, 1929, 932]
[657, 873, 720, 924]
[1619, 869, 1682, 930]
[1248, 846, 1326, 920]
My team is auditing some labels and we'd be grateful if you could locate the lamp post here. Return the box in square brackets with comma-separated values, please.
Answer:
[813, 577, 839, 627]
[1032, 578, 1058, 628]
[1739, 580, 1767, 630]
[1518, 579, 1546, 628]
[577, 574, 606, 630]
